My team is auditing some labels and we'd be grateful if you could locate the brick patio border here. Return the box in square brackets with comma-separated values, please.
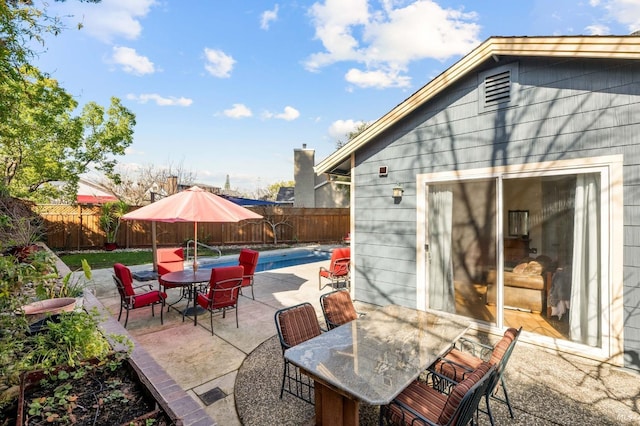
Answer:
[50, 246, 215, 426]
[83, 290, 216, 426]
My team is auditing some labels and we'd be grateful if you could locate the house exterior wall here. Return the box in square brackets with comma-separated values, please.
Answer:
[294, 146, 350, 208]
[314, 179, 350, 208]
[351, 56, 640, 367]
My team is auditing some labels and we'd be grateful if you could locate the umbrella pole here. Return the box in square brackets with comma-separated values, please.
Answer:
[152, 221, 158, 272]
[193, 222, 198, 272]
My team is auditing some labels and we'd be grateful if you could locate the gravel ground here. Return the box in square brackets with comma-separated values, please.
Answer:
[235, 335, 640, 426]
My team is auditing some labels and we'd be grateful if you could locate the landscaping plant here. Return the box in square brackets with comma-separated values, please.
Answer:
[99, 200, 129, 246]
[0, 248, 122, 417]
[35, 258, 91, 300]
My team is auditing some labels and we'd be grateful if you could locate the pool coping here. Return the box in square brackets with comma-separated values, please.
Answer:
[134, 245, 333, 276]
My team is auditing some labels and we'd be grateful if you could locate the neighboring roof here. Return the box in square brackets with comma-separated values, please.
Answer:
[219, 194, 279, 206]
[276, 187, 294, 203]
[315, 35, 640, 176]
[49, 179, 118, 204]
[76, 179, 118, 204]
[76, 194, 118, 204]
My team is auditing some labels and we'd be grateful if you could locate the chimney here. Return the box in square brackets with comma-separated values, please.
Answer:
[294, 146, 315, 207]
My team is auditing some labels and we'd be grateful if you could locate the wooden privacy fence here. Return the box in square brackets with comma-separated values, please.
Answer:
[35, 204, 350, 250]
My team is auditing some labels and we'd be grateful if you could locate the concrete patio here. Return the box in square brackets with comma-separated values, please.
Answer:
[85, 253, 640, 425]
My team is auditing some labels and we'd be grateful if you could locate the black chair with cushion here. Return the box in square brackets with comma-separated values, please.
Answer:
[430, 327, 522, 425]
[274, 302, 322, 404]
[380, 362, 495, 426]
[320, 289, 359, 330]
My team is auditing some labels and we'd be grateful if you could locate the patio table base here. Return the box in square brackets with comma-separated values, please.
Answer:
[314, 380, 359, 426]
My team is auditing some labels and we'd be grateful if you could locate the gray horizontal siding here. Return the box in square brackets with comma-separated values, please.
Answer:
[353, 56, 640, 367]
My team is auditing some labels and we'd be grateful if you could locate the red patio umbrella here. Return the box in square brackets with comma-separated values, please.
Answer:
[121, 186, 262, 270]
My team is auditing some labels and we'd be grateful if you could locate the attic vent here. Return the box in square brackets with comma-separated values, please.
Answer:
[478, 62, 518, 113]
[484, 70, 511, 107]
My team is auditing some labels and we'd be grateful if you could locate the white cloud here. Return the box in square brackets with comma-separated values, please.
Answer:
[111, 46, 155, 75]
[263, 106, 300, 121]
[66, 0, 157, 43]
[345, 68, 411, 88]
[224, 104, 253, 119]
[305, 0, 480, 89]
[124, 147, 144, 156]
[585, 24, 610, 34]
[261, 4, 279, 30]
[126, 93, 193, 106]
[204, 48, 236, 78]
[366, 2, 480, 63]
[305, 0, 369, 69]
[328, 119, 368, 140]
[598, 0, 640, 33]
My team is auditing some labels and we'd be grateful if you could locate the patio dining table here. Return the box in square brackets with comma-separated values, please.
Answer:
[160, 269, 212, 321]
[284, 304, 470, 426]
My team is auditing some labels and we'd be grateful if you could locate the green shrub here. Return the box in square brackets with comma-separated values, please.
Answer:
[25, 310, 112, 370]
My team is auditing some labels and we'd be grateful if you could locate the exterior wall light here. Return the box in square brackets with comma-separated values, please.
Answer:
[392, 184, 404, 198]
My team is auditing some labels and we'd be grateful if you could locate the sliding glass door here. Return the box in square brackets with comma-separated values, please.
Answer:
[426, 170, 602, 347]
[427, 179, 497, 323]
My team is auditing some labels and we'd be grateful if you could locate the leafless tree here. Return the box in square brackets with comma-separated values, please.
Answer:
[254, 206, 294, 244]
[102, 161, 197, 206]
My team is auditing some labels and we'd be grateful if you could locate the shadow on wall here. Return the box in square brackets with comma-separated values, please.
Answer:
[624, 350, 640, 371]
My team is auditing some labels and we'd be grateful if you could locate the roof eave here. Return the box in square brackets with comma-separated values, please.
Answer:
[314, 35, 640, 176]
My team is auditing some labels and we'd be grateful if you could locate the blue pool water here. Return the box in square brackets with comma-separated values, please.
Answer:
[198, 248, 331, 272]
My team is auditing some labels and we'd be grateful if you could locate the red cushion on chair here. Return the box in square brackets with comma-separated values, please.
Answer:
[332, 262, 349, 277]
[330, 247, 350, 276]
[197, 266, 243, 309]
[157, 247, 184, 275]
[238, 249, 259, 287]
[489, 328, 519, 365]
[196, 292, 209, 309]
[322, 291, 358, 327]
[433, 348, 483, 382]
[437, 327, 520, 382]
[332, 247, 350, 261]
[207, 266, 244, 297]
[319, 247, 350, 283]
[390, 379, 447, 425]
[278, 304, 322, 347]
[114, 263, 135, 296]
[211, 294, 237, 309]
[438, 361, 492, 424]
[157, 247, 184, 263]
[133, 291, 166, 308]
[447, 348, 484, 368]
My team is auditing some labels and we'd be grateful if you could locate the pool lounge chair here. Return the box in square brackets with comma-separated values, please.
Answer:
[318, 247, 350, 290]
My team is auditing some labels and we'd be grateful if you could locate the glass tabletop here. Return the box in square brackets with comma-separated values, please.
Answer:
[284, 304, 469, 405]
[160, 269, 212, 285]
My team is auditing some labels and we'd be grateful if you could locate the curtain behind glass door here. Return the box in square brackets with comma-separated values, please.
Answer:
[427, 180, 497, 324]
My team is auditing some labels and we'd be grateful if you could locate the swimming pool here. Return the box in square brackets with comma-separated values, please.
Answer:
[198, 248, 332, 272]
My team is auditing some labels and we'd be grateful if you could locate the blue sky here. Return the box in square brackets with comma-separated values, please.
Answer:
[34, 0, 640, 194]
